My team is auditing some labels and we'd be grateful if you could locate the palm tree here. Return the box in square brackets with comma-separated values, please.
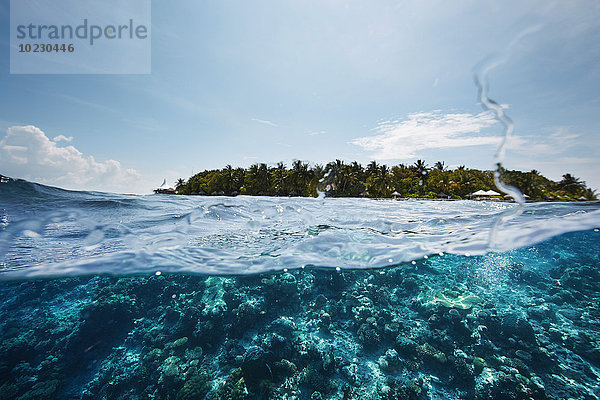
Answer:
[291, 160, 303, 195]
[412, 159, 429, 175]
[299, 162, 312, 195]
[272, 162, 287, 195]
[412, 160, 429, 194]
[559, 173, 585, 194]
[324, 159, 345, 194]
[375, 165, 390, 197]
[245, 164, 260, 194]
[175, 178, 186, 192]
[312, 164, 325, 181]
[233, 168, 245, 194]
[366, 161, 379, 176]
[584, 188, 598, 201]
[348, 161, 365, 196]
[222, 165, 234, 194]
[309, 164, 326, 195]
[289, 160, 311, 196]
[256, 163, 270, 194]
[350, 161, 363, 180]
[177, 159, 588, 201]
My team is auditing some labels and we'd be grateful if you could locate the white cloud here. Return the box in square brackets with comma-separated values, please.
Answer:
[350, 111, 591, 188]
[251, 118, 278, 127]
[52, 134, 73, 142]
[0, 125, 142, 193]
[506, 127, 580, 155]
[351, 110, 499, 159]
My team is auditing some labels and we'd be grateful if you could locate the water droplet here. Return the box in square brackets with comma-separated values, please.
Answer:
[84, 229, 104, 247]
[23, 230, 41, 238]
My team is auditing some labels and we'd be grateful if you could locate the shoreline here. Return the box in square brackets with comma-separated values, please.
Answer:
[155, 192, 595, 203]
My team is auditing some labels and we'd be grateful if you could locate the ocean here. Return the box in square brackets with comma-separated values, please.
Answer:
[1, 177, 599, 399]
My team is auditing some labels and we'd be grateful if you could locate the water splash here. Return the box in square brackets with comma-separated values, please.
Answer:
[473, 26, 541, 250]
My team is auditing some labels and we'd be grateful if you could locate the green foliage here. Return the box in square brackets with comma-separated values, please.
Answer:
[175, 160, 597, 201]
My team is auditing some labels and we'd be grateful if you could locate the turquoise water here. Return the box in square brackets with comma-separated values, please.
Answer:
[2, 178, 599, 277]
[1, 178, 599, 399]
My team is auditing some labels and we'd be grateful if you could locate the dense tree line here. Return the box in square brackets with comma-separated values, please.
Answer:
[173, 160, 597, 201]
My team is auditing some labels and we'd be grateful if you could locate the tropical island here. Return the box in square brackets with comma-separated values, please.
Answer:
[168, 160, 597, 201]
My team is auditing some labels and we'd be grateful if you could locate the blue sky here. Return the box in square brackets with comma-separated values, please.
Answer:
[0, 0, 598, 194]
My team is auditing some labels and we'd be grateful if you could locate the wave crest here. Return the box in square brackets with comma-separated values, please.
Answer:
[1, 179, 599, 278]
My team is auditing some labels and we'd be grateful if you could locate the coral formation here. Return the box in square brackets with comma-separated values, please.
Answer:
[0, 230, 599, 399]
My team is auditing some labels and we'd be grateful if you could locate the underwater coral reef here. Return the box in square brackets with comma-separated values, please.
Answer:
[0, 230, 599, 400]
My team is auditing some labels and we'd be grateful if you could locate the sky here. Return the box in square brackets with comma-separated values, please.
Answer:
[0, 0, 599, 194]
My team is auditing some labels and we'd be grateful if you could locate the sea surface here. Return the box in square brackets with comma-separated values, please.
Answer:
[1, 178, 599, 399]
